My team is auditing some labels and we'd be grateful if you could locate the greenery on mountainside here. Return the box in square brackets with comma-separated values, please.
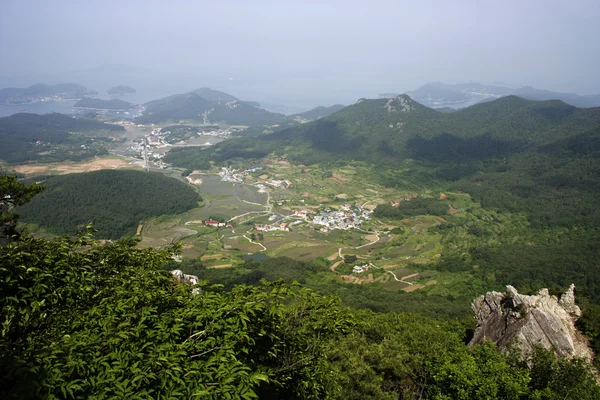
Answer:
[164, 95, 600, 356]
[291, 104, 346, 120]
[374, 198, 449, 219]
[0, 175, 43, 244]
[0, 113, 123, 163]
[234, 104, 348, 137]
[18, 170, 201, 239]
[74, 97, 135, 109]
[165, 96, 600, 229]
[1, 177, 599, 399]
[107, 85, 136, 95]
[137, 89, 284, 125]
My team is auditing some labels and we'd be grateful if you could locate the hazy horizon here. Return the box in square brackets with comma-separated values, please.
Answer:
[2, 0, 600, 110]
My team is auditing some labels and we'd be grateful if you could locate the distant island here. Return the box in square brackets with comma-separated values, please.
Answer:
[136, 88, 283, 125]
[74, 98, 135, 110]
[0, 83, 94, 104]
[107, 85, 136, 95]
[405, 82, 600, 109]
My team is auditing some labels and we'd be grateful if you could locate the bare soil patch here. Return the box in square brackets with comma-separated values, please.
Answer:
[331, 173, 351, 183]
[13, 157, 136, 176]
[201, 253, 224, 261]
[364, 234, 378, 242]
[210, 264, 233, 269]
[403, 284, 425, 293]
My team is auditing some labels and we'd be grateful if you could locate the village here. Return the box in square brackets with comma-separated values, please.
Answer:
[292, 203, 372, 232]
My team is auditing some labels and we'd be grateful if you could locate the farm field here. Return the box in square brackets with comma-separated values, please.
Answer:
[12, 153, 506, 294]
[132, 158, 489, 293]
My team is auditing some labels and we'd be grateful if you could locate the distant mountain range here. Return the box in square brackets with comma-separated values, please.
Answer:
[136, 88, 284, 126]
[405, 82, 600, 109]
[0, 83, 95, 104]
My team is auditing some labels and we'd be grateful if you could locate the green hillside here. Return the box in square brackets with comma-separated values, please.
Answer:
[0, 113, 124, 163]
[234, 104, 348, 137]
[18, 170, 201, 239]
[165, 95, 600, 228]
[74, 97, 135, 109]
[291, 104, 346, 120]
[137, 89, 284, 125]
[3, 232, 598, 399]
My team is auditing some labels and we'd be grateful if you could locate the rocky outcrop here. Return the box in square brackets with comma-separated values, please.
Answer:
[470, 284, 593, 362]
[171, 269, 201, 294]
[385, 95, 415, 113]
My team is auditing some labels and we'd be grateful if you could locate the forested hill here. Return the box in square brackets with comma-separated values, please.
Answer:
[234, 103, 348, 137]
[0, 113, 124, 164]
[3, 175, 600, 398]
[18, 170, 201, 239]
[290, 104, 346, 120]
[137, 89, 284, 125]
[74, 98, 135, 110]
[165, 95, 600, 228]
[167, 94, 600, 166]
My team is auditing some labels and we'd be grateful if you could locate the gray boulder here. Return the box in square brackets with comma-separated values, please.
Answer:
[470, 284, 593, 362]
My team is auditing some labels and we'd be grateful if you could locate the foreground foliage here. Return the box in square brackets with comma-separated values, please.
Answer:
[1, 234, 599, 399]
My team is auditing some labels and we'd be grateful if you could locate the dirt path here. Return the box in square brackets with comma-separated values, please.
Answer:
[329, 260, 343, 273]
[386, 270, 414, 286]
[243, 235, 267, 251]
[355, 233, 380, 249]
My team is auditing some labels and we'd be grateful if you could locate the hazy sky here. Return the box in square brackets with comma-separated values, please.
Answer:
[1, 0, 600, 108]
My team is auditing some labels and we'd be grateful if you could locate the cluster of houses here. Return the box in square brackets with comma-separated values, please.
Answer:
[219, 166, 263, 183]
[264, 179, 292, 188]
[353, 264, 370, 274]
[204, 220, 233, 228]
[255, 223, 289, 232]
[293, 204, 372, 232]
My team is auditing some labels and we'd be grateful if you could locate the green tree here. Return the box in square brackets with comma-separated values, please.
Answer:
[0, 234, 355, 399]
[0, 174, 43, 243]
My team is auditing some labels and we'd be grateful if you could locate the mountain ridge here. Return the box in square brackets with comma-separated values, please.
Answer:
[407, 82, 600, 109]
[137, 88, 284, 125]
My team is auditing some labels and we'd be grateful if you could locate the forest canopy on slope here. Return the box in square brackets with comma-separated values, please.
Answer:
[1, 230, 598, 399]
[137, 89, 283, 125]
[18, 170, 201, 239]
[165, 95, 600, 228]
[0, 113, 124, 163]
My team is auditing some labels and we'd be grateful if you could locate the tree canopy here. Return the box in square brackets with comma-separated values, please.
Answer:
[18, 170, 201, 239]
